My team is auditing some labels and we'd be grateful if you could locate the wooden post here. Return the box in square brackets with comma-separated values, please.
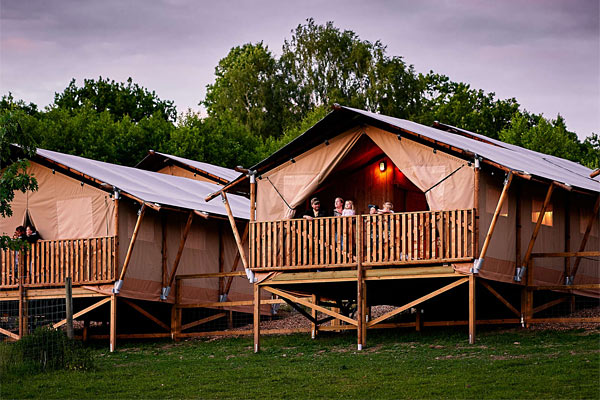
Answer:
[221, 193, 250, 271]
[570, 195, 600, 280]
[564, 193, 570, 279]
[250, 175, 256, 222]
[515, 181, 522, 269]
[415, 308, 422, 332]
[524, 259, 534, 328]
[311, 294, 318, 339]
[474, 172, 513, 272]
[114, 197, 120, 280]
[522, 183, 555, 270]
[161, 214, 168, 289]
[361, 280, 367, 347]
[356, 215, 364, 350]
[469, 274, 476, 344]
[218, 223, 224, 299]
[117, 203, 146, 283]
[253, 283, 260, 353]
[65, 277, 74, 339]
[18, 251, 24, 338]
[165, 211, 194, 290]
[110, 294, 117, 352]
[83, 319, 90, 343]
[224, 223, 249, 295]
[474, 162, 480, 258]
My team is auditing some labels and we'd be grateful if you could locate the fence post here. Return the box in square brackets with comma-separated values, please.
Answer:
[65, 276, 74, 339]
[18, 250, 25, 338]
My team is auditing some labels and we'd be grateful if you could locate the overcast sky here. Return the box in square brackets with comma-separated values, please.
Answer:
[1, 0, 598, 140]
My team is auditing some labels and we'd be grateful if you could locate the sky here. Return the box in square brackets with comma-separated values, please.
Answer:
[1, 0, 598, 140]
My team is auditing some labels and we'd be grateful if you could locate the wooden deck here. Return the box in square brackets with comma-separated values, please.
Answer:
[1, 236, 116, 289]
[249, 210, 475, 270]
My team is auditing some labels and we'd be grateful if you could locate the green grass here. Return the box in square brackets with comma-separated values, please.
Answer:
[1, 328, 598, 399]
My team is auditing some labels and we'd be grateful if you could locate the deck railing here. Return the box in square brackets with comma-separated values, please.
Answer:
[249, 210, 475, 270]
[1, 236, 117, 288]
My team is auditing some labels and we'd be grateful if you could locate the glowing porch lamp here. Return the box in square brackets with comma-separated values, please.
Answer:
[379, 161, 386, 172]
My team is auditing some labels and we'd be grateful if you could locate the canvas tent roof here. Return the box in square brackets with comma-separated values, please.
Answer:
[136, 151, 240, 184]
[32, 148, 250, 220]
[207, 106, 600, 200]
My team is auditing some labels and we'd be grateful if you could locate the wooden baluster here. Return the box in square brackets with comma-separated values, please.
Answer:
[457, 211, 463, 258]
[267, 221, 273, 268]
[451, 210, 456, 259]
[445, 212, 450, 259]
[463, 210, 468, 258]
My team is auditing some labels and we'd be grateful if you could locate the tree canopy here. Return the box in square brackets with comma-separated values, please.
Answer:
[0, 19, 597, 176]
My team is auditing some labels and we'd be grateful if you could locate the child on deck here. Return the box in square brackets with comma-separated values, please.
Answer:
[342, 200, 355, 216]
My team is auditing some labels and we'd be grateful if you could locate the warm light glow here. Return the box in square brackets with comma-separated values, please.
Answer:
[379, 161, 386, 172]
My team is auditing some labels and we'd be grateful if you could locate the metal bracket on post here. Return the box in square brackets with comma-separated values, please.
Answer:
[112, 279, 123, 294]
[470, 258, 483, 274]
[565, 276, 574, 285]
[219, 294, 228, 302]
[514, 266, 526, 282]
[474, 154, 481, 170]
[245, 268, 256, 283]
[160, 286, 170, 300]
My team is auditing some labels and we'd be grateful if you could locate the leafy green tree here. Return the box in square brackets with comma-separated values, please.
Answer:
[28, 106, 173, 166]
[499, 112, 583, 162]
[581, 133, 600, 170]
[203, 43, 294, 138]
[54, 77, 177, 122]
[0, 107, 38, 250]
[166, 111, 265, 168]
[418, 73, 520, 139]
[279, 19, 424, 119]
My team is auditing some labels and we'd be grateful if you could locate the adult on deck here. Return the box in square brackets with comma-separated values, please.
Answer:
[26, 226, 41, 244]
[333, 197, 344, 216]
[302, 197, 329, 220]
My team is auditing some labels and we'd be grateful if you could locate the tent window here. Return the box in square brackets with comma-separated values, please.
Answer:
[531, 199, 553, 226]
[485, 186, 508, 217]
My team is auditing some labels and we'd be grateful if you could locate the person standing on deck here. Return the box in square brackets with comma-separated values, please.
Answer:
[303, 197, 329, 220]
[333, 197, 344, 216]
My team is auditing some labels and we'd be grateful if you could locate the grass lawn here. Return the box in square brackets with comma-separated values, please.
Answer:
[1, 327, 598, 399]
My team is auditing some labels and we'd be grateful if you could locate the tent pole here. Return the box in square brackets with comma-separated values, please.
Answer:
[518, 183, 555, 282]
[469, 274, 476, 344]
[223, 223, 249, 296]
[161, 215, 168, 289]
[218, 223, 224, 299]
[253, 283, 260, 353]
[569, 194, 600, 282]
[162, 211, 194, 299]
[356, 215, 364, 350]
[114, 203, 146, 293]
[110, 294, 117, 352]
[114, 196, 120, 280]
[474, 160, 480, 258]
[250, 174, 256, 222]
[472, 172, 513, 273]
[220, 193, 251, 276]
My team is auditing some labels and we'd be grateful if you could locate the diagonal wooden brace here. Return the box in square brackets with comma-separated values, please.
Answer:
[263, 286, 358, 326]
[367, 277, 469, 327]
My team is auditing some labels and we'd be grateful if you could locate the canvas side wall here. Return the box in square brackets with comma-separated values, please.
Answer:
[477, 172, 599, 293]
[0, 161, 115, 239]
[117, 202, 257, 310]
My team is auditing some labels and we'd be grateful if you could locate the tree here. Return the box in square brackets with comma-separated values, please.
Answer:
[499, 112, 583, 163]
[581, 133, 600, 170]
[0, 107, 38, 250]
[418, 73, 520, 139]
[279, 19, 424, 119]
[54, 77, 177, 122]
[166, 111, 265, 168]
[29, 106, 174, 166]
[203, 43, 294, 138]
